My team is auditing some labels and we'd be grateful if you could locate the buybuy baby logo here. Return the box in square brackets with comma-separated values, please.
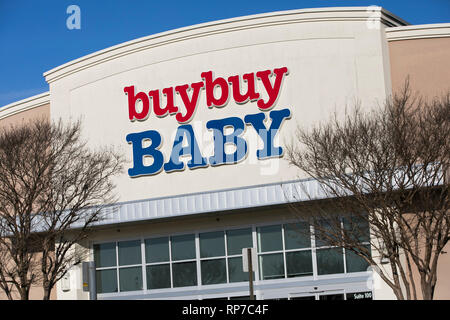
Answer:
[124, 67, 291, 177]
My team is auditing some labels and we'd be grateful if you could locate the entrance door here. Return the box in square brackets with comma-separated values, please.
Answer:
[290, 290, 345, 300]
[318, 292, 345, 300]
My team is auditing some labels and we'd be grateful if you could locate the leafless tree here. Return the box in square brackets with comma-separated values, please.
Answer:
[285, 82, 449, 300]
[0, 118, 124, 300]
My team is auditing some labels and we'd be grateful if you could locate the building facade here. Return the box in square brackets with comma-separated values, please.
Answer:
[1, 7, 449, 300]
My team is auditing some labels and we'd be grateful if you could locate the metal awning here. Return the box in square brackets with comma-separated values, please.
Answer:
[87, 178, 327, 227]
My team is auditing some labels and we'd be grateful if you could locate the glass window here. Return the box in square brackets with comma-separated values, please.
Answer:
[291, 296, 316, 300]
[284, 223, 311, 249]
[314, 220, 338, 247]
[228, 257, 252, 283]
[94, 242, 116, 268]
[286, 250, 313, 277]
[145, 237, 169, 263]
[258, 225, 282, 252]
[226, 228, 252, 255]
[94, 222, 372, 294]
[147, 264, 171, 289]
[343, 216, 370, 243]
[171, 234, 196, 261]
[201, 259, 227, 285]
[259, 253, 284, 280]
[119, 266, 142, 292]
[319, 293, 344, 300]
[96, 269, 117, 293]
[199, 231, 225, 258]
[118, 240, 141, 266]
[172, 261, 197, 287]
[316, 248, 344, 275]
[346, 246, 371, 272]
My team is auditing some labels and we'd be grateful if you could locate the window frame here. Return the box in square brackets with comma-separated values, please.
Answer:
[92, 217, 372, 297]
[93, 237, 144, 293]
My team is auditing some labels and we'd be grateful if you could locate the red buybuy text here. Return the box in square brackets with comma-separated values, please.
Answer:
[124, 67, 289, 123]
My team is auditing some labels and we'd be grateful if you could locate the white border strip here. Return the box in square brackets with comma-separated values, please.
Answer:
[43, 7, 407, 83]
[386, 23, 450, 41]
[0, 92, 50, 121]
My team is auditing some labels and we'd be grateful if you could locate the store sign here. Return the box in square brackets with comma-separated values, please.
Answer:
[124, 67, 291, 177]
[346, 291, 373, 300]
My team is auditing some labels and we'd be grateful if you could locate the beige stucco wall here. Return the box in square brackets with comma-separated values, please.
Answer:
[0, 253, 57, 301]
[0, 102, 55, 300]
[0, 103, 50, 127]
[434, 243, 450, 299]
[389, 35, 450, 300]
[396, 237, 450, 300]
[389, 37, 450, 97]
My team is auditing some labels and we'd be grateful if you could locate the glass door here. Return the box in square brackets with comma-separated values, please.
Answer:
[318, 293, 345, 300]
[290, 290, 345, 300]
[290, 294, 316, 300]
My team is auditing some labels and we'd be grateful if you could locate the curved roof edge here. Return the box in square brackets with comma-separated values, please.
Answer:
[386, 23, 450, 41]
[43, 6, 407, 84]
[0, 91, 50, 121]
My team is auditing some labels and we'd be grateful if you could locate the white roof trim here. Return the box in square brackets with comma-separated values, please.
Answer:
[386, 23, 450, 41]
[43, 6, 407, 84]
[0, 91, 50, 121]
[87, 178, 327, 227]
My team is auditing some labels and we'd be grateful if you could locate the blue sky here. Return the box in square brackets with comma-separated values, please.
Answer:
[0, 0, 449, 107]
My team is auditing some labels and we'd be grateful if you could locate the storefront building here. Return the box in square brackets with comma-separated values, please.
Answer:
[1, 7, 449, 300]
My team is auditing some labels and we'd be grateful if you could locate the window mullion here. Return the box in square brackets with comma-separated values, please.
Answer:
[311, 225, 318, 280]
[195, 233, 201, 287]
[141, 238, 146, 291]
[252, 225, 260, 282]
[115, 241, 120, 292]
[340, 218, 347, 274]
[224, 231, 229, 284]
[282, 225, 287, 279]
[168, 237, 173, 289]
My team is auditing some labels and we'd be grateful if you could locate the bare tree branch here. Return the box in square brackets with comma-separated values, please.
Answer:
[0, 118, 124, 299]
[284, 79, 449, 300]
